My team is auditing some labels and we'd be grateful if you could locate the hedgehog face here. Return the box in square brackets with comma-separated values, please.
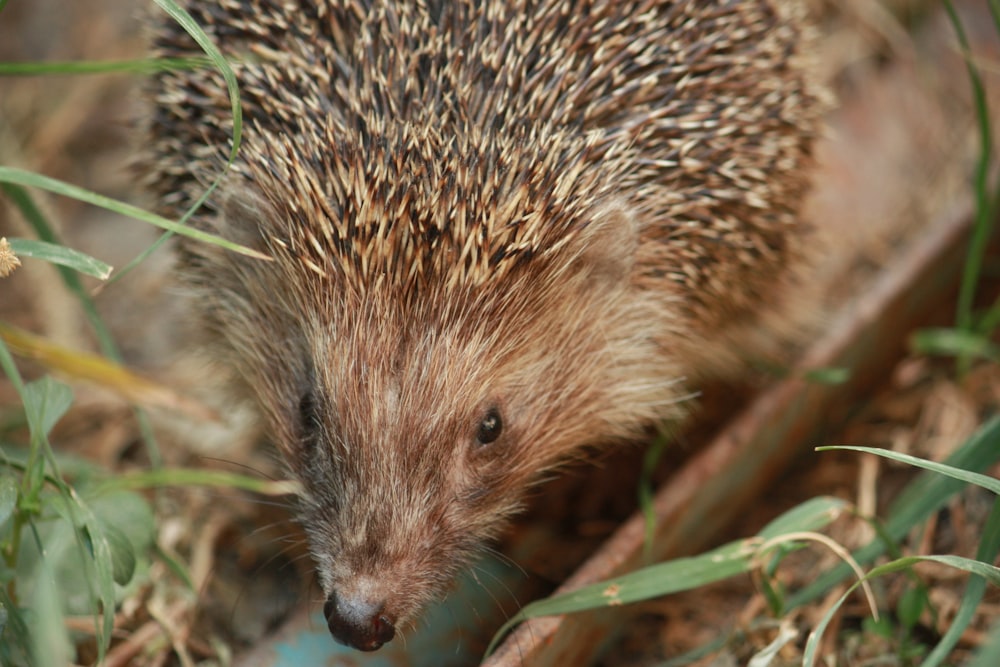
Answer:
[202, 176, 691, 651]
[291, 279, 636, 650]
[213, 183, 678, 650]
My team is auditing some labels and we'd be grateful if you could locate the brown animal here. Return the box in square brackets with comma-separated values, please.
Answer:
[141, 0, 823, 651]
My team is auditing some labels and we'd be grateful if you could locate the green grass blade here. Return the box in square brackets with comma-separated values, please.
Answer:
[486, 539, 756, 656]
[153, 0, 241, 164]
[1, 182, 165, 467]
[639, 432, 670, 563]
[789, 416, 1000, 608]
[818, 445, 1000, 495]
[920, 496, 1000, 666]
[6, 238, 111, 279]
[910, 328, 1000, 363]
[977, 293, 1000, 336]
[0, 56, 211, 75]
[108, 0, 248, 285]
[968, 619, 1000, 667]
[485, 496, 847, 657]
[943, 0, 996, 374]
[97, 468, 299, 496]
[758, 496, 848, 540]
[0, 169, 266, 260]
[804, 554, 1000, 666]
[0, 337, 25, 397]
[865, 555, 1000, 585]
[802, 366, 850, 385]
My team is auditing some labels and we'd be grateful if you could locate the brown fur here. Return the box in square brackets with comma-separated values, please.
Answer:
[140, 0, 825, 648]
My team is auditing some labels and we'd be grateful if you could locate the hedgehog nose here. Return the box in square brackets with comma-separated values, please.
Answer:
[323, 591, 396, 651]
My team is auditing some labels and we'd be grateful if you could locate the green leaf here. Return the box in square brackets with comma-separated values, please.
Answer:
[0, 586, 31, 666]
[818, 445, 1000, 495]
[863, 616, 894, 640]
[21, 376, 73, 439]
[99, 521, 137, 586]
[75, 503, 118, 656]
[34, 491, 122, 658]
[898, 585, 927, 632]
[6, 238, 111, 279]
[88, 490, 155, 586]
[31, 556, 71, 667]
[0, 473, 17, 526]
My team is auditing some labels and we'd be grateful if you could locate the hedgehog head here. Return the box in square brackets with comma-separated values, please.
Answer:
[199, 120, 682, 649]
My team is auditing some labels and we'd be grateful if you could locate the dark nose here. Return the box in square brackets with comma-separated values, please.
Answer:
[323, 591, 396, 651]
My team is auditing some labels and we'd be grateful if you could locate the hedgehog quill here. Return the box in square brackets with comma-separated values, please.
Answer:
[142, 0, 823, 652]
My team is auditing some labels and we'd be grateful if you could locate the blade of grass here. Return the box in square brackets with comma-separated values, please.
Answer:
[920, 496, 1000, 666]
[789, 416, 1000, 609]
[485, 497, 847, 657]
[968, 618, 1000, 667]
[6, 238, 111, 279]
[976, 292, 1000, 336]
[486, 538, 757, 656]
[944, 0, 997, 375]
[98, 468, 299, 496]
[0, 57, 212, 76]
[758, 497, 848, 540]
[1, 183, 165, 467]
[817, 445, 1000, 495]
[108, 0, 248, 284]
[803, 554, 1000, 667]
[639, 431, 670, 563]
[0, 173, 266, 260]
[0, 322, 216, 420]
[910, 328, 1000, 364]
[153, 0, 241, 162]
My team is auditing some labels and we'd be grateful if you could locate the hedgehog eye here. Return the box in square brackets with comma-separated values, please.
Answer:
[475, 407, 503, 446]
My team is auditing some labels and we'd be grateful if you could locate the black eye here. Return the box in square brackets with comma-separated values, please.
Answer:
[476, 408, 503, 445]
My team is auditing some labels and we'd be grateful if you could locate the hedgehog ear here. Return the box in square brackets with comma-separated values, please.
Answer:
[571, 202, 639, 291]
[218, 185, 277, 251]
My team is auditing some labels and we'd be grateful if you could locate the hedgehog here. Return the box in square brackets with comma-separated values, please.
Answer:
[140, 0, 823, 652]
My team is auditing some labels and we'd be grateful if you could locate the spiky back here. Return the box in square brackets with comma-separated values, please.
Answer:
[143, 0, 818, 319]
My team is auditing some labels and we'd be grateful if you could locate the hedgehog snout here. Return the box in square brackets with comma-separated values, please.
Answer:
[323, 590, 397, 651]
